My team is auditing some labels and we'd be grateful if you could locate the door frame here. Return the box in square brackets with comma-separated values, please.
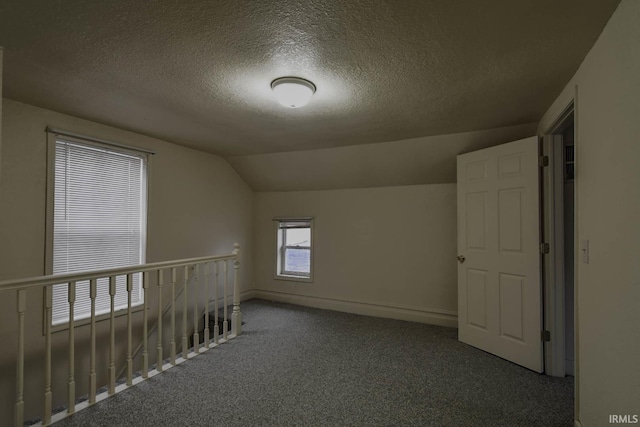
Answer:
[541, 100, 577, 379]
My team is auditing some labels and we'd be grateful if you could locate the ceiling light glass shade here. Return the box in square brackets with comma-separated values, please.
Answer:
[271, 77, 316, 108]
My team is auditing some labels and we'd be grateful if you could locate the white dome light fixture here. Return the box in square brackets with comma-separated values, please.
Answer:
[271, 77, 316, 108]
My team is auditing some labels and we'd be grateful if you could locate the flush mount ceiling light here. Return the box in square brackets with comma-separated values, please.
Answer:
[271, 77, 316, 108]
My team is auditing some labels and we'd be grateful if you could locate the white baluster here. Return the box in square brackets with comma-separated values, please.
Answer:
[204, 263, 210, 348]
[44, 286, 52, 424]
[68, 281, 76, 413]
[15, 289, 26, 427]
[170, 267, 177, 365]
[193, 264, 199, 354]
[157, 269, 163, 372]
[89, 279, 97, 404]
[182, 265, 188, 359]
[142, 271, 149, 378]
[126, 274, 133, 386]
[223, 260, 228, 340]
[232, 243, 242, 336]
[214, 261, 219, 344]
[108, 276, 116, 394]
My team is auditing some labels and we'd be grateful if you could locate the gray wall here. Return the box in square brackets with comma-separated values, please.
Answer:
[539, 0, 640, 423]
[253, 184, 458, 326]
[0, 48, 3, 187]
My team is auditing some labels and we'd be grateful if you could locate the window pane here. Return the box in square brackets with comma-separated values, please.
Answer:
[285, 228, 310, 247]
[284, 248, 310, 274]
[52, 139, 147, 324]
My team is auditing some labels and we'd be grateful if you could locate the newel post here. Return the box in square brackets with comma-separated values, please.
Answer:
[231, 243, 242, 336]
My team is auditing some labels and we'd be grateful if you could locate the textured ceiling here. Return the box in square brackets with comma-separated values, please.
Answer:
[0, 0, 620, 156]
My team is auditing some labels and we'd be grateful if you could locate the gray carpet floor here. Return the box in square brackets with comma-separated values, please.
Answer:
[54, 299, 574, 426]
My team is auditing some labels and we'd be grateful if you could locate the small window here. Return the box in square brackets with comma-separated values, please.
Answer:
[275, 218, 313, 282]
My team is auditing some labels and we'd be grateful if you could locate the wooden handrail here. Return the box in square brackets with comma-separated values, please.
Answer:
[0, 253, 235, 292]
[4, 244, 241, 427]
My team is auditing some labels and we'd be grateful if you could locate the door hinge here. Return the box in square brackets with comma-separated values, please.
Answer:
[540, 243, 550, 254]
[539, 155, 549, 167]
[541, 330, 551, 342]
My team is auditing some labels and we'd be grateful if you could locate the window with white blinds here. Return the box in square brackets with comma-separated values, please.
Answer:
[51, 138, 148, 325]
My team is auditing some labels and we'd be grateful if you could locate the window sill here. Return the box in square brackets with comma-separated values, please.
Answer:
[274, 274, 313, 284]
[49, 304, 146, 334]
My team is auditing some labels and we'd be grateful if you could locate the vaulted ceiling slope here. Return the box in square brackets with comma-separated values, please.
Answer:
[0, 1, 619, 157]
[228, 123, 538, 191]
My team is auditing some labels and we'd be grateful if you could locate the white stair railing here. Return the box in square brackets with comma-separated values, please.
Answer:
[0, 244, 241, 427]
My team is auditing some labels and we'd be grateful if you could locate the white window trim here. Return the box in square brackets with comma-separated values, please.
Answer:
[274, 217, 314, 283]
[44, 130, 151, 333]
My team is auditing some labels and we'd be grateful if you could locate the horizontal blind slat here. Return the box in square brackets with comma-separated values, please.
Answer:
[52, 139, 147, 324]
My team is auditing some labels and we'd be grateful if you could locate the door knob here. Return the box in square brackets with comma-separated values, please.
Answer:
[457, 255, 466, 264]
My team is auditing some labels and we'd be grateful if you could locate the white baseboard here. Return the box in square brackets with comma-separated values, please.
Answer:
[205, 290, 258, 308]
[240, 289, 257, 301]
[246, 289, 457, 328]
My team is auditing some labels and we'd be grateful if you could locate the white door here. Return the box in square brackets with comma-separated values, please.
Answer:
[457, 136, 543, 372]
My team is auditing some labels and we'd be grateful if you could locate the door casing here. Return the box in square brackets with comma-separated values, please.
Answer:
[541, 101, 577, 379]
